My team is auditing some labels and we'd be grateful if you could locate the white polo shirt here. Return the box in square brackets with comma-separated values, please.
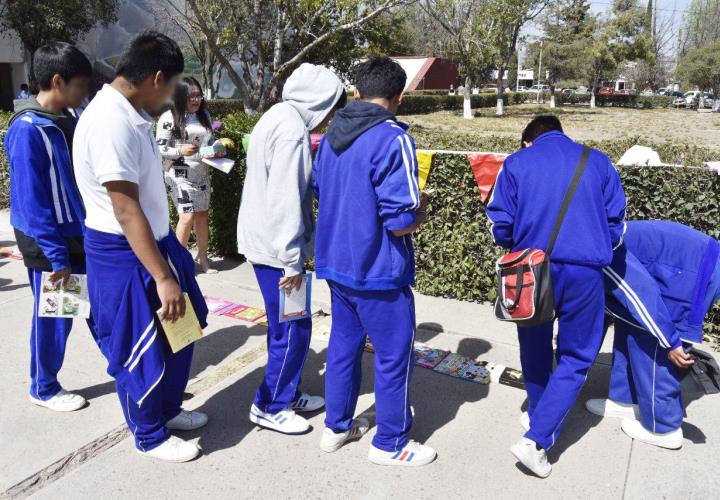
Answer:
[74, 84, 170, 240]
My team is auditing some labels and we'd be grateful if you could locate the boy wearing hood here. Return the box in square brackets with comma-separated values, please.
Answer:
[5, 42, 92, 412]
[237, 63, 346, 434]
[312, 56, 436, 466]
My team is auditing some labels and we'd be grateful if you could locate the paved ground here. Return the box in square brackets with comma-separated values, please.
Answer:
[1, 210, 719, 499]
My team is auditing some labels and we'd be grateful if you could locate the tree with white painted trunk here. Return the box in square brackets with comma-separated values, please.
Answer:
[421, 0, 494, 120]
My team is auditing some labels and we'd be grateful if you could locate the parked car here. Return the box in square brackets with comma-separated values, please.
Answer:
[640, 89, 655, 96]
[657, 87, 667, 95]
[597, 87, 615, 96]
[561, 88, 575, 95]
[675, 90, 715, 109]
[575, 86, 590, 94]
[527, 84, 551, 93]
[616, 88, 638, 95]
[516, 85, 530, 92]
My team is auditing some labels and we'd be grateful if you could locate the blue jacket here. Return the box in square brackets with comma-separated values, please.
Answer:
[6, 111, 85, 271]
[312, 101, 420, 290]
[605, 220, 720, 348]
[486, 131, 626, 267]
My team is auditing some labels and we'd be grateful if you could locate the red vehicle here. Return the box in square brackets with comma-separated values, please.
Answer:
[597, 87, 615, 96]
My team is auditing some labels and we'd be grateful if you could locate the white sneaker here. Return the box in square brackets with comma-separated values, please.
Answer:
[510, 437, 551, 478]
[166, 409, 209, 431]
[320, 417, 370, 453]
[585, 398, 640, 419]
[368, 440, 437, 467]
[249, 404, 310, 434]
[29, 389, 86, 412]
[621, 418, 683, 450]
[520, 412, 530, 432]
[137, 435, 200, 462]
[291, 393, 325, 413]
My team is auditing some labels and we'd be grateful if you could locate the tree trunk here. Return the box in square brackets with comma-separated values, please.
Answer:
[496, 74, 505, 116]
[463, 75, 473, 119]
[26, 46, 38, 94]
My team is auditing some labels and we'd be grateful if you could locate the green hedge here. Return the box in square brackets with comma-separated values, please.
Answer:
[555, 93, 675, 108]
[1, 108, 717, 340]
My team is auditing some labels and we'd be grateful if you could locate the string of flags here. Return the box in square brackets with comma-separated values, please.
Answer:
[242, 133, 507, 203]
[204, 295, 525, 390]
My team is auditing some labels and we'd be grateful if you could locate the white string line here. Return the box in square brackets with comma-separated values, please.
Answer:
[416, 149, 717, 171]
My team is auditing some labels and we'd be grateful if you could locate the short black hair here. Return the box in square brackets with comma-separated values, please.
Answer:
[20, 83, 29, 91]
[33, 42, 92, 91]
[354, 56, 406, 100]
[115, 30, 184, 85]
[521, 115, 563, 146]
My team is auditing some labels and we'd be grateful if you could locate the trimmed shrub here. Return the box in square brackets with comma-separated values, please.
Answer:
[0, 129, 7, 209]
[414, 153, 720, 341]
[0, 107, 717, 341]
[555, 93, 675, 108]
[207, 112, 261, 255]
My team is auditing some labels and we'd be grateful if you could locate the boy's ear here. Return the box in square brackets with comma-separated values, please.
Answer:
[394, 93, 403, 107]
[354, 88, 362, 100]
[153, 70, 165, 88]
[50, 73, 64, 92]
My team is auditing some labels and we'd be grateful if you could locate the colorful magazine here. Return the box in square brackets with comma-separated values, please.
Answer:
[204, 296, 236, 315]
[38, 273, 91, 319]
[433, 353, 491, 384]
[223, 304, 267, 322]
[413, 343, 450, 369]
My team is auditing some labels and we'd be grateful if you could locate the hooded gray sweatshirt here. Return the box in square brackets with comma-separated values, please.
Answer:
[236, 63, 345, 274]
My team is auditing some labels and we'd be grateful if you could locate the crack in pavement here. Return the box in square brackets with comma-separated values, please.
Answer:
[2, 343, 268, 500]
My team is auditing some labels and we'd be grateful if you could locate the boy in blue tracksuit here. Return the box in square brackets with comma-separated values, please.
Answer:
[586, 220, 720, 449]
[312, 57, 436, 466]
[487, 116, 627, 478]
[6, 43, 93, 412]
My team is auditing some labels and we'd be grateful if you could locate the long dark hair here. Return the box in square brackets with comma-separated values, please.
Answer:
[171, 76, 212, 139]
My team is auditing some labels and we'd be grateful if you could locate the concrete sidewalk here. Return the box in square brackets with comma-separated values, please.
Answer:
[1, 211, 719, 499]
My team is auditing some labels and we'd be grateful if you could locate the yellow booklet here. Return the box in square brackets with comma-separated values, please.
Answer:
[158, 293, 204, 353]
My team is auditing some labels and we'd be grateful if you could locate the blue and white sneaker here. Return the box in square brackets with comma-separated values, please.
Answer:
[368, 440, 437, 467]
[249, 404, 310, 435]
[320, 417, 370, 452]
[291, 393, 325, 413]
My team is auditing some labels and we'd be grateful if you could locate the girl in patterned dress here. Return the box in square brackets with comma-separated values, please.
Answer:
[156, 76, 217, 273]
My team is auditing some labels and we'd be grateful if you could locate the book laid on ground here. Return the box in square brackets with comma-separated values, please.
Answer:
[413, 343, 450, 369]
[433, 353, 491, 384]
[38, 273, 91, 319]
[204, 296, 236, 315]
[279, 274, 312, 323]
[223, 304, 267, 322]
[158, 293, 204, 353]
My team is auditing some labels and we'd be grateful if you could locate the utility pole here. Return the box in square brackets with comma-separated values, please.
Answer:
[536, 40, 543, 105]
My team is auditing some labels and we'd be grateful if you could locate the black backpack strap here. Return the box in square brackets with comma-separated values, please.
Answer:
[546, 145, 591, 256]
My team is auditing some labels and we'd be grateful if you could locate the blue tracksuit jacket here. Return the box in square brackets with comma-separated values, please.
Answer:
[313, 101, 420, 290]
[605, 220, 720, 348]
[6, 111, 85, 271]
[486, 131, 627, 266]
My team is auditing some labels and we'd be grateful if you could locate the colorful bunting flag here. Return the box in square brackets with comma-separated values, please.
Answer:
[416, 151, 435, 191]
[467, 153, 508, 205]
